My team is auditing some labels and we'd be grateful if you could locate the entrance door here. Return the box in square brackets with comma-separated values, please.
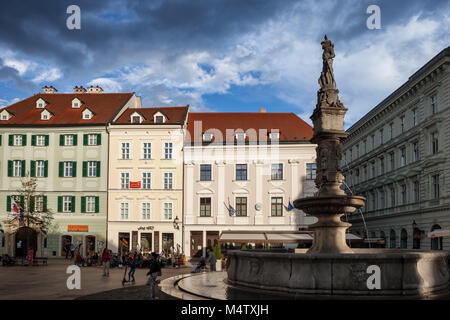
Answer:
[162, 233, 174, 253]
[140, 233, 152, 254]
[15, 227, 37, 258]
[61, 235, 73, 256]
[118, 233, 130, 256]
[190, 231, 203, 257]
[206, 231, 219, 249]
[86, 236, 96, 256]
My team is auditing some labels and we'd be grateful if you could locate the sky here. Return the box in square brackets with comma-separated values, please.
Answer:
[0, 0, 448, 127]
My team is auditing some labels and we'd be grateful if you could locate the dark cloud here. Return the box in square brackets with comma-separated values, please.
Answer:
[0, 58, 35, 91]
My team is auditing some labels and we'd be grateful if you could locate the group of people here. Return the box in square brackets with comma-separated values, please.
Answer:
[192, 248, 218, 273]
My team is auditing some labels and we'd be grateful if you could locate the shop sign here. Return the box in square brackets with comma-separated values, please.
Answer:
[130, 181, 141, 188]
[68, 225, 89, 232]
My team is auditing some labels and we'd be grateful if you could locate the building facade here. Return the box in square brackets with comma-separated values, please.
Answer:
[342, 47, 450, 250]
[0, 86, 140, 257]
[107, 106, 189, 255]
[183, 111, 317, 258]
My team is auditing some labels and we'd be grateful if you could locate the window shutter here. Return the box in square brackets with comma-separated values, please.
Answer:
[97, 134, 101, 145]
[96, 161, 101, 177]
[8, 135, 13, 146]
[73, 134, 78, 146]
[81, 196, 86, 213]
[83, 134, 88, 146]
[20, 195, 24, 208]
[30, 160, 36, 177]
[6, 196, 11, 211]
[60, 135, 64, 146]
[95, 196, 99, 213]
[21, 160, 25, 177]
[22, 135, 27, 146]
[72, 162, 77, 177]
[0, 135, 2, 146]
[71, 196, 76, 212]
[31, 135, 36, 146]
[45, 135, 49, 146]
[43, 196, 47, 211]
[44, 160, 48, 177]
[57, 196, 62, 212]
[82, 162, 87, 177]
[8, 160, 13, 177]
[59, 162, 64, 177]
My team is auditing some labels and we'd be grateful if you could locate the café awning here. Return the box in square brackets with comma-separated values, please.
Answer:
[428, 229, 450, 238]
[219, 231, 362, 244]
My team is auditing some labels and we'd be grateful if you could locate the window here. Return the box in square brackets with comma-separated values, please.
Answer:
[356, 144, 359, 158]
[36, 135, 46, 146]
[355, 169, 360, 184]
[431, 95, 438, 114]
[121, 143, 130, 159]
[164, 172, 173, 189]
[371, 162, 375, 178]
[86, 196, 96, 213]
[88, 134, 98, 146]
[431, 132, 439, 154]
[236, 197, 247, 216]
[390, 187, 396, 207]
[200, 198, 211, 217]
[236, 164, 247, 180]
[390, 152, 395, 171]
[306, 163, 317, 180]
[164, 142, 173, 159]
[36, 160, 45, 177]
[73, 102, 79, 108]
[41, 113, 49, 120]
[379, 129, 384, 145]
[432, 174, 440, 199]
[155, 116, 164, 123]
[412, 108, 417, 126]
[271, 164, 283, 180]
[380, 157, 385, 175]
[413, 181, 420, 203]
[120, 172, 130, 189]
[13, 160, 22, 177]
[271, 197, 283, 216]
[380, 190, 385, 209]
[412, 142, 418, 162]
[34, 196, 44, 212]
[63, 196, 73, 212]
[142, 172, 151, 189]
[363, 165, 367, 181]
[400, 115, 405, 133]
[142, 203, 151, 220]
[371, 134, 375, 149]
[14, 135, 23, 146]
[132, 116, 141, 123]
[401, 147, 406, 167]
[401, 184, 407, 205]
[200, 164, 212, 181]
[64, 162, 73, 177]
[87, 161, 97, 177]
[120, 203, 129, 220]
[163, 203, 173, 220]
[83, 112, 91, 120]
[363, 140, 367, 154]
[65, 135, 74, 146]
[143, 143, 151, 159]
[389, 123, 393, 140]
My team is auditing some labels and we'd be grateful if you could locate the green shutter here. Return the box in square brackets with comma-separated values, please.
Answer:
[20, 195, 24, 208]
[82, 162, 87, 177]
[21, 160, 25, 177]
[72, 162, 77, 177]
[73, 134, 78, 146]
[7, 160, 13, 177]
[22, 135, 27, 146]
[45, 135, 49, 146]
[81, 196, 86, 213]
[95, 196, 99, 213]
[6, 196, 11, 211]
[0, 134, 2, 146]
[44, 160, 48, 177]
[83, 134, 88, 146]
[96, 161, 101, 177]
[30, 160, 36, 177]
[97, 134, 101, 145]
[71, 196, 76, 212]
[43, 196, 47, 211]
[8, 135, 13, 146]
[59, 162, 64, 177]
[31, 135, 36, 146]
[60, 135, 64, 146]
[57, 196, 62, 212]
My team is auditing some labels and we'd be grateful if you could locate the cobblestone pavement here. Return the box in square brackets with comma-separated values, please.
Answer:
[0, 258, 192, 300]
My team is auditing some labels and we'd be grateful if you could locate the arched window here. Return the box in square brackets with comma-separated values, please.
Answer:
[390, 229, 396, 248]
[400, 229, 408, 249]
[413, 228, 421, 249]
[431, 224, 443, 250]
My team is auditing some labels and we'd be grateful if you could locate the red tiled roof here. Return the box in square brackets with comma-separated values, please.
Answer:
[114, 106, 189, 124]
[186, 112, 313, 143]
[0, 93, 134, 126]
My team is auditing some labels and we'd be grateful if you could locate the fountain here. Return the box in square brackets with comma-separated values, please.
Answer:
[161, 36, 450, 299]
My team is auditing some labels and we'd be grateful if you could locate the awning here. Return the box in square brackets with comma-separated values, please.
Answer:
[428, 229, 450, 238]
[346, 233, 363, 240]
[265, 233, 313, 243]
[219, 232, 267, 243]
[219, 231, 362, 244]
[364, 237, 386, 244]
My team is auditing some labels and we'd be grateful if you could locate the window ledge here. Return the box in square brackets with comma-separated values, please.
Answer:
[232, 179, 249, 182]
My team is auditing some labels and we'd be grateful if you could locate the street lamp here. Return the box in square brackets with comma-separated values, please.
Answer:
[173, 216, 180, 230]
[412, 220, 417, 229]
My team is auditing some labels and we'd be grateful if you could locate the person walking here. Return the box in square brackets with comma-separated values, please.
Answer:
[205, 248, 217, 272]
[128, 253, 137, 283]
[146, 253, 161, 299]
[69, 243, 75, 259]
[102, 248, 111, 277]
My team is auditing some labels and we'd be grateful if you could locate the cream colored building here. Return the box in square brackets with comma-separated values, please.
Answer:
[183, 112, 317, 258]
[107, 106, 189, 255]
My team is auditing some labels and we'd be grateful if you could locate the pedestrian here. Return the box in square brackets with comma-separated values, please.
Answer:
[128, 253, 137, 283]
[191, 256, 206, 273]
[64, 241, 71, 259]
[70, 243, 75, 259]
[102, 248, 111, 277]
[26, 247, 34, 266]
[205, 248, 217, 272]
[146, 253, 162, 299]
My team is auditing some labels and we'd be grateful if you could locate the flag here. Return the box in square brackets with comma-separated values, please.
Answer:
[287, 201, 294, 211]
[228, 205, 235, 217]
[10, 197, 20, 216]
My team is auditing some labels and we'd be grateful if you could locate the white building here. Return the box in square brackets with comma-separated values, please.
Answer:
[183, 111, 317, 258]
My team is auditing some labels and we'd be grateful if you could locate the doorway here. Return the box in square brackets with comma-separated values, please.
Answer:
[86, 235, 96, 256]
[15, 227, 37, 258]
[61, 235, 73, 257]
[118, 233, 130, 256]
[162, 233, 174, 253]
[140, 233, 152, 254]
[190, 231, 203, 257]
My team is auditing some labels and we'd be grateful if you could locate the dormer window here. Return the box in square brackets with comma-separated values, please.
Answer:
[153, 111, 166, 123]
[132, 116, 141, 123]
[2, 114, 7, 120]
[269, 131, 280, 140]
[82, 108, 93, 120]
[0, 109, 12, 121]
[130, 112, 143, 124]
[36, 98, 47, 109]
[203, 133, 214, 142]
[40, 109, 52, 121]
[72, 98, 83, 109]
[155, 116, 164, 123]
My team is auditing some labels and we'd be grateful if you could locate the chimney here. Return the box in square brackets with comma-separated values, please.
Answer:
[42, 86, 57, 94]
[259, 108, 266, 113]
[73, 86, 87, 93]
[88, 85, 104, 93]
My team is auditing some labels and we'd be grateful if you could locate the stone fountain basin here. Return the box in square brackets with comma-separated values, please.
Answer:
[227, 249, 450, 297]
[294, 195, 366, 215]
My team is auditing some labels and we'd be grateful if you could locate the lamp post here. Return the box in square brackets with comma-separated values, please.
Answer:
[173, 216, 180, 230]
